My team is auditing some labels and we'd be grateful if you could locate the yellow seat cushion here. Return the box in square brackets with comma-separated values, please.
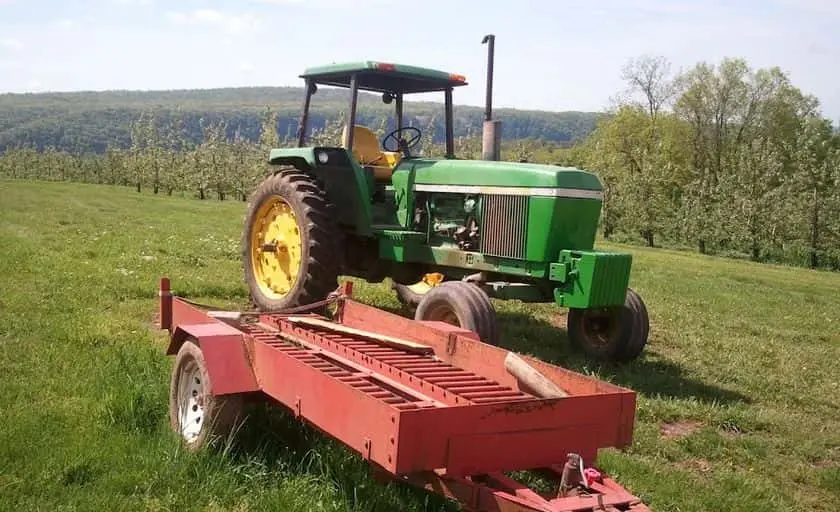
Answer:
[341, 124, 402, 181]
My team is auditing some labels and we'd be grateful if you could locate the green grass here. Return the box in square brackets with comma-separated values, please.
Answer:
[1, 179, 839, 511]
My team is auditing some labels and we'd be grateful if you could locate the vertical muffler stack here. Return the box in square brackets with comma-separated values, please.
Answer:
[481, 34, 502, 161]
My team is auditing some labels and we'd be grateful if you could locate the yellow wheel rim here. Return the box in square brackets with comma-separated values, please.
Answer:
[249, 195, 303, 300]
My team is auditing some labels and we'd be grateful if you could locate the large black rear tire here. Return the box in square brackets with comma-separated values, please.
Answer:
[413, 281, 500, 345]
[566, 287, 649, 362]
[242, 169, 340, 311]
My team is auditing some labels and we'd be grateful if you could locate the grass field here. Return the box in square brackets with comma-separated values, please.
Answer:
[1, 179, 839, 511]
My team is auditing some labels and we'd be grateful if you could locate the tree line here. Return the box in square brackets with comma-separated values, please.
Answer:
[0, 107, 564, 199]
[0, 86, 598, 153]
[1, 55, 838, 270]
[558, 56, 840, 270]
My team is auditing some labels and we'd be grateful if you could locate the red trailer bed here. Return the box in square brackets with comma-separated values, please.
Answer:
[158, 278, 650, 512]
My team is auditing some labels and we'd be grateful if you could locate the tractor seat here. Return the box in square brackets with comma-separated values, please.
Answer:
[341, 124, 402, 181]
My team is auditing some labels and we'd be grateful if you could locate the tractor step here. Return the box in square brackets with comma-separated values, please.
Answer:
[371, 227, 426, 241]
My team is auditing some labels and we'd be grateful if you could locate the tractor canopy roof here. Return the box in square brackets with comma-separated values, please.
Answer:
[300, 61, 468, 94]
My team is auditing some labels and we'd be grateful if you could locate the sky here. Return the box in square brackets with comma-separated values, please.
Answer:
[1, 0, 838, 119]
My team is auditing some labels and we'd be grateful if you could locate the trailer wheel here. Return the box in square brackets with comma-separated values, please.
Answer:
[242, 169, 340, 311]
[414, 281, 499, 345]
[169, 339, 244, 451]
[566, 288, 649, 363]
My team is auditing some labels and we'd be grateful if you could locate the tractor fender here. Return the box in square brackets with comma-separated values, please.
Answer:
[268, 147, 316, 170]
[166, 323, 260, 396]
[270, 156, 312, 171]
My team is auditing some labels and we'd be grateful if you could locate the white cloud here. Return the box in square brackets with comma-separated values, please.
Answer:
[115, 0, 154, 4]
[239, 61, 255, 72]
[166, 9, 263, 36]
[774, 0, 840, 18]
[1, 38, 23, 50]
[251, 0, 386, 8]
[167, 9, 222, 24]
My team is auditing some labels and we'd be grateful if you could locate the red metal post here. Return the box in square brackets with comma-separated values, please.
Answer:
[158, 277, 171, 331]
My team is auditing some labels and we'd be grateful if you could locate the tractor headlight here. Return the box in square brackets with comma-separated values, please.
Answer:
[316, 151, 329, 164]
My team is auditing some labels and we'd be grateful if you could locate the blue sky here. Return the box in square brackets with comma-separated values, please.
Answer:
[1, 0, 838, 118]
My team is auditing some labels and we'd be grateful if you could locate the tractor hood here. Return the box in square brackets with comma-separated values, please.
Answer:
[404, 158, 603, 196]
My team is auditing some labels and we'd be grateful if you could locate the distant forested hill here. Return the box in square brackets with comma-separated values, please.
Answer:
[0, 86, 601, 153]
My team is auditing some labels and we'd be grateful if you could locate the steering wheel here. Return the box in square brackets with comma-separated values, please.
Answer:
[382, 126, 422, 155]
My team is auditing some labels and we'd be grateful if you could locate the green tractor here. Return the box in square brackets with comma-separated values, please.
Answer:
[241, 59, 650, 363]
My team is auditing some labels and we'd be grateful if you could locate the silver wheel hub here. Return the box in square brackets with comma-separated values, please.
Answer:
[177, 363, 205, 443]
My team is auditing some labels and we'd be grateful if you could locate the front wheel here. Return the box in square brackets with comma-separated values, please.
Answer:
[566, 288, 649, 363]
[413, 281, 500, 345]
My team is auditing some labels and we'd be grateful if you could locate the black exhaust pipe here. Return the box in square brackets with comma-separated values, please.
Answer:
[482, 34, 495, 122]
[481, 34, 501, 161]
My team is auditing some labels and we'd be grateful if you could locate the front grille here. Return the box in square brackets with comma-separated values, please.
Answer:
[479, 194, 528, 259]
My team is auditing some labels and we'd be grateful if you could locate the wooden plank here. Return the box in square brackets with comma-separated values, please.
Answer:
[504, 352, 569, 398]
[284, 316, 435, 355]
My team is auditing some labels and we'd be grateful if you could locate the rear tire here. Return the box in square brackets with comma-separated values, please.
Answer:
[242, 169, 340, 311]
[566, 287, 649, 363]
[169, 339, 244, 451]
[413, 281, 499, 345]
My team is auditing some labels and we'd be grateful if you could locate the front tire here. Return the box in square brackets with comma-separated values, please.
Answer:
[413, 281, 500, 345]
[242, 169, 340, 311]
[566, 287, 649, 363]
[169, 340, 244, 451]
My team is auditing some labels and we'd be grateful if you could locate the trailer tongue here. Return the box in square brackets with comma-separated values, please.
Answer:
[158, 278, 650, 511]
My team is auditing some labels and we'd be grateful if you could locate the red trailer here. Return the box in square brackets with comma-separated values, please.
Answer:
[158, 277, 650, 512]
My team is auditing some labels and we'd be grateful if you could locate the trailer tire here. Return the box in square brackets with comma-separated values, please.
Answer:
[414, 281, 499, 345]
[169, 339, 244, 451]
[242, 169, 340, 312]
[566, 288, 649, 363]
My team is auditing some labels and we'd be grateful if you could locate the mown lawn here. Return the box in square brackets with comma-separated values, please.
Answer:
[1, 179, 839, 511]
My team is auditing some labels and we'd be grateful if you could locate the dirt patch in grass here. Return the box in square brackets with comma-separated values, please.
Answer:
[677, 458, 712, 474]
[660, 420, 703, 438]
[813, 448, 840, 469]
[548, 311, 568, 328]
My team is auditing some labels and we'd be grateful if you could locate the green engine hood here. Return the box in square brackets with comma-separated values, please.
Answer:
[404, 158, 603, 192]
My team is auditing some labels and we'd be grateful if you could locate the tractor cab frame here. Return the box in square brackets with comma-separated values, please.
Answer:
[295, 61, 468, 179]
